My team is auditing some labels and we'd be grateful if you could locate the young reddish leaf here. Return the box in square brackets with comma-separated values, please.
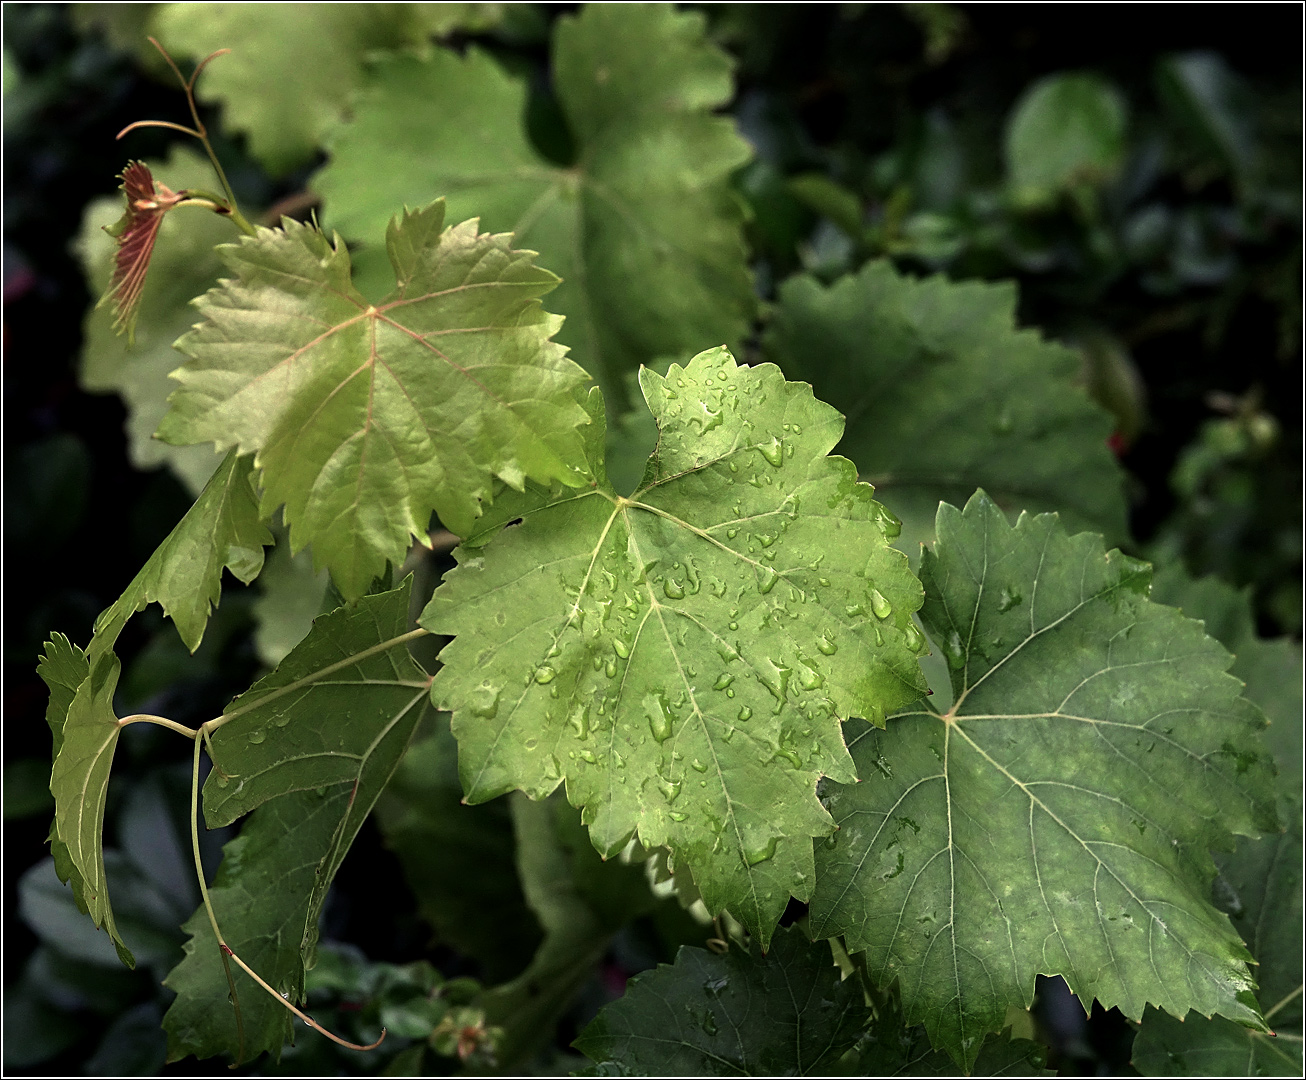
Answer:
[99, 161, 184, 343]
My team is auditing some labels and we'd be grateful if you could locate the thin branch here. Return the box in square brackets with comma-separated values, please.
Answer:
[118, 713, 199, 739]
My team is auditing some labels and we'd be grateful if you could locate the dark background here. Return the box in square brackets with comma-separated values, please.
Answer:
[4, 3, 1300, 1074]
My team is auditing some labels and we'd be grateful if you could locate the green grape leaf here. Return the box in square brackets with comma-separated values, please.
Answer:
[37, 636, 133, 968]
[154, 203, 591, 599]
[151, 3, 499, 175]
[90, 448, 271, 660]
[858, 1019, 1052, 1077]
[810, 491, 1279, 1070]
[374, 716, 543, 984]
[422, 346, 928, 944]
[40, 448, 271, 967]
[314, 3, 754, 403]
[76, 146, 238, 494]
[164, 583, 431, 1064]
[484, 792, 659, 1068]
[199, 584, 430, 830]
[575, 926, 868, 1076]
[764, 261, 1129, 551]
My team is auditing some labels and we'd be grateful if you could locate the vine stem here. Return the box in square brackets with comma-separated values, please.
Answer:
[187, 720, 386, 1055]
[118, 38, 256, 237]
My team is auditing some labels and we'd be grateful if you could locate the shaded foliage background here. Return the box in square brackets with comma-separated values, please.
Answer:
[4, 3, 1299, 1075]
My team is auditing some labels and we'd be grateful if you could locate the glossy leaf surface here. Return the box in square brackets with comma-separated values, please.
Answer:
[765, 261, 1128, 550]
[423, 347, 928, 943]
[315, 4, 754, 402]
[575, 927, 867, 1076]
[164, 584, 431, 1063]
[810, 492, 1278, 1069]
[155, 203, 591, 598]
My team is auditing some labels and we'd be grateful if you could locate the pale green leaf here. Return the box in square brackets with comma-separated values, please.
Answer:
[765, 261, 1129, 553]
[575, 926, 868, 1076]
[151, 3, 499, 175]
[422, 346, 928, 944]
[810, 491, 1279, 1070]
[154, 203, 591, 599]
[164, 583, 432, 1063]
[314, 4, 754, 403]
[483, 792, 659, 1068]
[90, 448, 271, 660]
[76, 146, 238, 495]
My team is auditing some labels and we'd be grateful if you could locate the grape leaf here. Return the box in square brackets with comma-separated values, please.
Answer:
[154, 202, 592, 599]
[163, 583, 432, 1063]
[251, 522, 329, 667]
[199, 584, 430, 829]
[313, 3, 754, 403]
[90, 448, 270, 660]
[575, 926, 868, 1076]
[76, 146, 237, 495]
[483, 792, 660, 1068]
[422, 346, 928, 944]
[374, 716, 543, 984]
[37, 635, 132, 968]
[40, 448, 271, 967]
[151, 3, 500, 175]
[810, 491, 1279, 1070]
[857, 1016, 1052, 1077]
[764, 261, 1129, 551]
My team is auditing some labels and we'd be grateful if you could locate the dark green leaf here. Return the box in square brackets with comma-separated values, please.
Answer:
[811, 492, 1278, 1070]
[765, 261, 1128, 554]
[155, 204, 591, 598]
[423, 347, 927, 943]
[164, 584, 431, 1063]
[575, 926, 867, 1076]
[314, 4, 754, 403]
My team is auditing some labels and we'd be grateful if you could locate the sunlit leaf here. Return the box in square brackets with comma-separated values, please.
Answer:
[810, 492, 1278, 1070]
[154, 202, 591, 598]
[314, 3, 754, 404]
[423, 346, 927, 944]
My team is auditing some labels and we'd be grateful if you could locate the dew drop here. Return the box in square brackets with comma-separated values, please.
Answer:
[534, 665, 556, 684]
[945, 631, 966, 670]
[758, 438, 784, 467]
[644, 692, 675, 742]
[580, 749, 598, 764]
[248, 729, 266, 745]
[817, 635, 838, 655]
[744, 836, 778, 866]
[605, 658, 618, 679]
[569, 705, 590, 740]
[799, 665, 824, 691]
[658, 778, 682, 804]
[713, 673, 734, 691]
[613, 638, 631, 659]
[701, 1010, 718, 1036]
[663, 578, 686, 599]
[726, 527, 739, 539]
[669, 811, 688, 822]
[904, 621, 925, 653]
[691, 758, 708, 773]
[524, 738, 539, 751]
[870, 589, 893, 619]
[468, 684, 501, 719]
[756, 566, 779, 594]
